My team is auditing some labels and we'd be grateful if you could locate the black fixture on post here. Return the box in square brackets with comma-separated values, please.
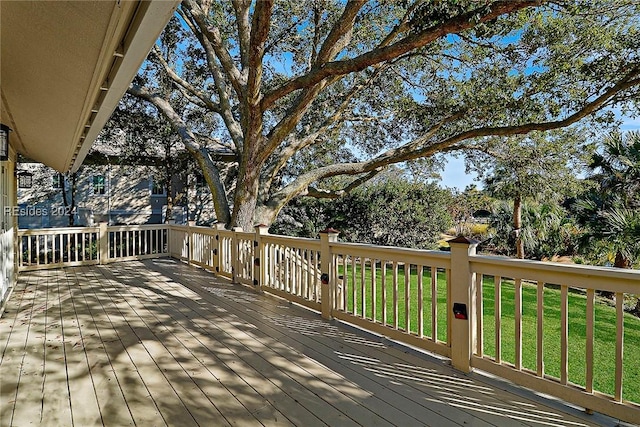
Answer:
[0, 123, 11, 161]
[17, 170, 33, 188]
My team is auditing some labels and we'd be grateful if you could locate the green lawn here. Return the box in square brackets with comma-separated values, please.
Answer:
[337, 262, 640, 404]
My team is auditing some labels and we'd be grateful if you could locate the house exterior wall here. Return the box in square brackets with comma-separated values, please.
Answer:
[1, 144, 17, 312]
[16, 164, 217, 228]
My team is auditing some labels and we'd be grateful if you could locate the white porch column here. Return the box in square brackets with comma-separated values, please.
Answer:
[448, 236, 479, 373]
[254, 224, 269, 293]
[319, 228, 339, 320]
[213, 222, 226, 275]
[231, 226, 242, 283]
[98, 222, 109, 264]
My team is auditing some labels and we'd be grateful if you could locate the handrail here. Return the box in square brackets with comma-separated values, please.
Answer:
[18, 224, 170, 270]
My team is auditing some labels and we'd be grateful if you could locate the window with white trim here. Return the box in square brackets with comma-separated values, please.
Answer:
[150, 178, 166, 195]
[92, 175, 106, 195]
[52, 173, 63, 189]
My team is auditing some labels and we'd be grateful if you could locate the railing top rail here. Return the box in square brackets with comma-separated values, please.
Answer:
[262, 234, 321, 247]
[471, 254, 640, 280]
[18, 226, 100, 235]
[235, 231, 255, 240]
[471, 254, 640, 293]
[168, 224, 189, 231]
[330, 240, 452, 263]
[107, 224, 169, 232]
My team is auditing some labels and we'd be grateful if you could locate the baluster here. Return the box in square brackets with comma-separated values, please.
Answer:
[417, 265, 423, 337]
[393, 261, 399, 330]
[476, 274, 483, 355]
[361, 257, 366, 318]
[586, 288, 594, 392]
[560, 285, 568, 385]
[615, 292, 624, 402]
[371, 259, 377, 322]
[515, 278, 522, 370]
[495, 276, 502, 364]
[537, 281, 544, 377]
[404, 263, 410, 332]
[351, 256, 357, 314]
[431, 267, 437, 341]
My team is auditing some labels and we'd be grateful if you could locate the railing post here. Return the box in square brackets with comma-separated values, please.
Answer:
[231, 226, 242, 283]
[98, 222, 109, 265]
[214, 222, 225, 275]
[187, 222, 194, 265]
[319, 228, 339, 320]
[254, 225, 269, 293]
[166, 224, 172, 257]
[448, 236, 479, 373]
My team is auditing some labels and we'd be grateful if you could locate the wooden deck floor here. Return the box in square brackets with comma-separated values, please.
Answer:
[0, 259, 622, 426]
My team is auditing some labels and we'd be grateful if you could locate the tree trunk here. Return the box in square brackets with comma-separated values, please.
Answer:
[254, 204, 279, 228]
[192, 148, 231, 224]
[231, 164, 260, 230]
[69, 173, 77, 226]
[600, 250, 631, 300]
[614, 250, 631, 269]
[61, 172, 77, 226]
[164, 190, 173, 224]
[513, 194, 524, 259]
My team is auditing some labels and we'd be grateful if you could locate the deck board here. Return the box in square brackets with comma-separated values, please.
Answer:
[0, 259, 617, 427]
[0, 272, 37, 427]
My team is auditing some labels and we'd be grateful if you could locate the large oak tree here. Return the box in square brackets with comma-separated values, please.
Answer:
[127, 0, 640, 230]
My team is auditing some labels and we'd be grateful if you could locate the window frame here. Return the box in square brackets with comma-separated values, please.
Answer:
[92, 175, 106, 195]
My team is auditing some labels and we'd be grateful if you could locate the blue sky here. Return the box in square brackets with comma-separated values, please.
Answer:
[439, 155, 478, 190]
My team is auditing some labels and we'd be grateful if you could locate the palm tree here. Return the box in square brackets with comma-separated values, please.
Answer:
[580, 204, 640, 268]
[577, 131, 640, 305]
[589, 131, 640, 209]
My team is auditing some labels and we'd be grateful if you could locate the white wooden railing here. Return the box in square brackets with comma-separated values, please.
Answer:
[469, 255, 640, 422]
[15, 223, 640, 423]
[327, 240, 452, 357]
[18, 223, 169, 270]
[18, 226, 100, 270]
[260, 232, 322, 312]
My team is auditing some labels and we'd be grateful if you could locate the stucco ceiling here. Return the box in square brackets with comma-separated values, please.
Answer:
[0, 0, 178, 172]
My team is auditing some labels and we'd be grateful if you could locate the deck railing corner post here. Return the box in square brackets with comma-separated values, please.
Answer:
[231, 226, 243, 283]
[187, 221, 194, 265]
[448, 236, 479, 373]
[319, 228, 339, 320]
[254, 224, 269, 293]
[214, 222, 226, 275]
[98, 221, 109, 265]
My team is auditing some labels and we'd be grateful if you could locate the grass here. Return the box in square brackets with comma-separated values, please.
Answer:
[337, 262, 640, 404]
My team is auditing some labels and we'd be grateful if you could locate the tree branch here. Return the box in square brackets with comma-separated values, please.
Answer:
[261, 0, 544, 110]
[261, 63, 391, 193]
[315, 0, 366, 64]
[231, 0, 251, 70]
[179, 4, 244, 150]
[265, 68, 640, 211]
[306, 169, 382, 199]
[152, 46, 221, 113]
[182, 0, 245, 98]
[127, 84, 231, 223]
[246, 0, 274, 105]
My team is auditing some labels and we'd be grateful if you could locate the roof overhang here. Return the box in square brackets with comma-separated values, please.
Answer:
[1, 0, 179, 172]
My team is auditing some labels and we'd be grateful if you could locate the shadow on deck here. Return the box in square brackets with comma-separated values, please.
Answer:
[0, 259, 624, 426]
